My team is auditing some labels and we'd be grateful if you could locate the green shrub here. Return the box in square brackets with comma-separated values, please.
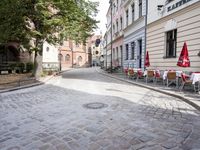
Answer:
[26, 62, 34, 73]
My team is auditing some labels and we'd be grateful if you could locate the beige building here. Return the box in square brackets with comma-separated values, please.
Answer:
[147, 0, 200, 72]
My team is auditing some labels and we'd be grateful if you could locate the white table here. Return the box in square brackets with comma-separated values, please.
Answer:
[190, 73, 200, 84]
[163, 71, 183, 80]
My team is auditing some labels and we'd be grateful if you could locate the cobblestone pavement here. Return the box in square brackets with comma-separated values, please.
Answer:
[0, 68, 200, 150]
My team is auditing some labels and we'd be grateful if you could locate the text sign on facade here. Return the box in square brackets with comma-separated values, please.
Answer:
[168, 0, 192, 12]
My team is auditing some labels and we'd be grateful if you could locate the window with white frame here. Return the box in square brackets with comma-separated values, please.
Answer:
[116, 47, 119, 59]
[125, 44, 129, 60]
[131, 3, 135, 22]
[131, 42, 135, 60]
[113, 24, 115, 34]
[166, 29, 177, 58]
[120, 17, 123, 30]
[126, 9, 129, 27]
[116, 19, 118, 32]
[139, 0, 142, 18]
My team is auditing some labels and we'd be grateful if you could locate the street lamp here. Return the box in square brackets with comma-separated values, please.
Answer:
[71, 47, 73, 68]
[109, 0, 113, 73]
[59, 48, 62, 72]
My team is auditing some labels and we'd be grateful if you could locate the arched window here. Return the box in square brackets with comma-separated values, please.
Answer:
[58, 54, 63, 61]
[65, 54, 70, 61]
[78, 56, 82, 62]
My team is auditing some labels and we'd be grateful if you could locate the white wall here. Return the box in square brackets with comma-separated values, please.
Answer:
[148, 0, 200, 24]
[42, 42, 59, 70]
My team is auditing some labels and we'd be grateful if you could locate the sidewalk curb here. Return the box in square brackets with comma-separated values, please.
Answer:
[97, 69, 200, 111]
[0, 69, 74, 94]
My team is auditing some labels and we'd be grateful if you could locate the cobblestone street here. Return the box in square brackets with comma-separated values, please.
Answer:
[0, 68, 200, 150]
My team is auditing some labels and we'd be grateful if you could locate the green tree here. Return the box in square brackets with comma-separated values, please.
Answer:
[0, 0, 98, 77]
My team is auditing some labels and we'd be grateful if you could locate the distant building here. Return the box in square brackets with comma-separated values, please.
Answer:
[86, 35, 102, 66]
[42, 40, 92, 71]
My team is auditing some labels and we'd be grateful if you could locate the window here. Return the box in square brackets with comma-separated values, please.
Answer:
[125, 44, 129, 60]
[126, 10, 129, 27]
[116, 0, 118, 10]
[78, 56, 82, 62]
[131, 3, 135, 22]
[166, 29, 177, 58]
[65, 54, 70, 61]
[131, 42, 135, 60]
[46, 47, 49, 52]
[139, 0, 142, 18]
[58, 54, 63, 61]
[120, 17, 123, 30]
[116, 47, 119, 59]
[113, 48, 115, 59]
[76, 42, 79, 47]
[116, 20, 118, 32]
[113, 24, 115, 34]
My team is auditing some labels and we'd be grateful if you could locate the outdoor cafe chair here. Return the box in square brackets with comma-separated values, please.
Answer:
[179, 73, 197, 92]
[154, 70, 163, 85]
[128, 69, 136, 79]
[124, 68, 128, 77]
[136, 69, 144, 82]
[146, 70, 154, 84]
[166, 71, 176, 87]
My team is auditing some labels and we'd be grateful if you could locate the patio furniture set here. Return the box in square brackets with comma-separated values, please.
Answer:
[123, 68, 200, 93]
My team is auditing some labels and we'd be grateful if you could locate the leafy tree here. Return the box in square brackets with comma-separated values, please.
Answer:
[0, 0, 98, 77]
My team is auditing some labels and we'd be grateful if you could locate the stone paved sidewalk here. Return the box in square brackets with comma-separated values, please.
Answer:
[97, 68, 200, 111]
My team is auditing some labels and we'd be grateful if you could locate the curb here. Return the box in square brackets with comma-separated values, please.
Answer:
[97, 69, 200, 111]
[0, 69, 74, 94]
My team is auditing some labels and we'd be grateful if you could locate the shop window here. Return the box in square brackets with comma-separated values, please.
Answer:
[131, 42, 135, 60]
[166, 29, 177, 58]
[125, 44, 129, 60]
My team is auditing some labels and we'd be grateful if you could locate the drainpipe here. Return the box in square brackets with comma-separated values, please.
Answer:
[144, 0, 148, 71]
[109, 0, 113, 73]
[106, 32, 108, 70]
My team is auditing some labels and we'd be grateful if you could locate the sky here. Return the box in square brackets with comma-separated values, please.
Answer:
[90, 0, 109, 35]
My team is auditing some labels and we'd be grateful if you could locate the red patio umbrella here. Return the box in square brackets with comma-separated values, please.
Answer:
[145, 51, 150, 67]
[177, 42, 190, 67]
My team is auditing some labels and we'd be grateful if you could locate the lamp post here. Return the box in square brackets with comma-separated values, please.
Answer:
[71, 47, 73, 68]
[59, 48, 62, 72]
[109, 0, 113, 73]
[106, 31, 108, 70]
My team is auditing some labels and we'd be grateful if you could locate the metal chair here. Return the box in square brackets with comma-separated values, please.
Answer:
[180, 73, 199, 92]
[166, 71, 176, 87]
[136, 69, 144, 82]
[146, 70, 154, 83]
[128, 69, 136, 79]
[154, 70, 163, 85]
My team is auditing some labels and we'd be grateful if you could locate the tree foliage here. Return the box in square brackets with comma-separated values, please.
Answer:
[0, 0, 98, 50]
[0, 0, 98, 76]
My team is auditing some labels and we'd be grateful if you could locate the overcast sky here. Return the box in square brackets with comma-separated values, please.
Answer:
[91, 0, 109, 35]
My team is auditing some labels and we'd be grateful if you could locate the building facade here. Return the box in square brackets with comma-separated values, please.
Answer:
[86, 35, 101, 66]
[147, 0, 200, 72]
[43, 40, 92, 71]
[123, 0, 147, 70]
[111, 0, 124, 68]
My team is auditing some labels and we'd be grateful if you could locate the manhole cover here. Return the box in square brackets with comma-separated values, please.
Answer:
[83, 102, 108, 109]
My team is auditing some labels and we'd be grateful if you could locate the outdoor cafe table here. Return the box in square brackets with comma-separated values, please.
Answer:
[190, 73, 200, 85]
